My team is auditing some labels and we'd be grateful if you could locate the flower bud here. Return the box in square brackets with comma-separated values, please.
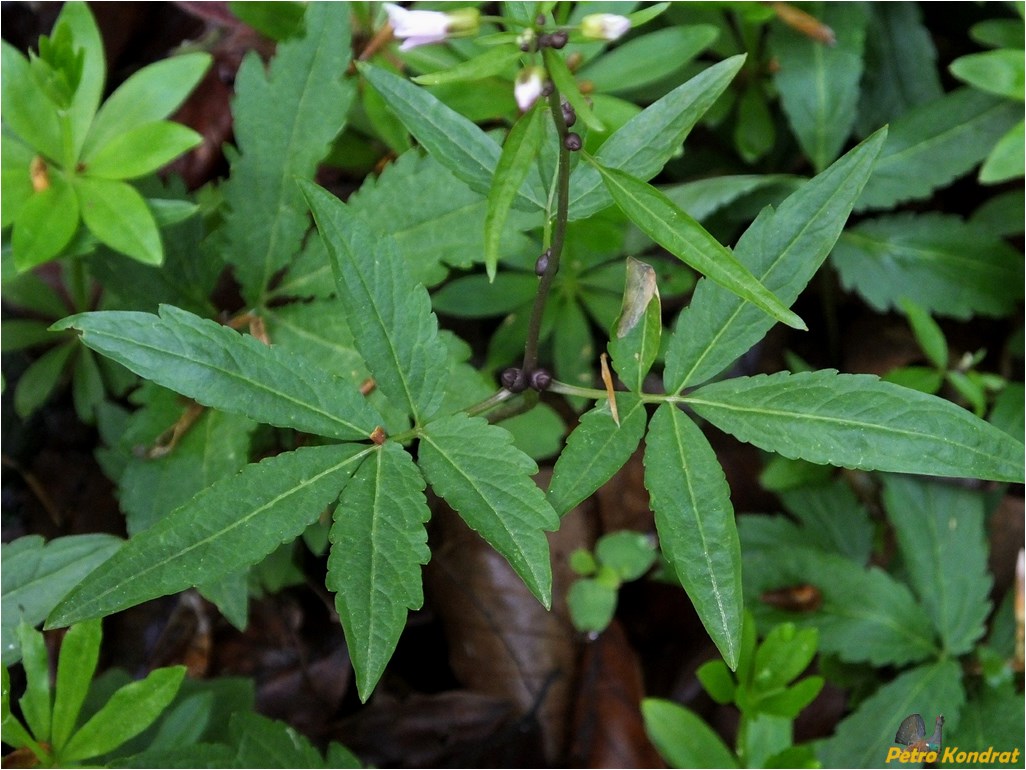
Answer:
[549, 30, 569, 49]
[561, 100, 577, 127]
[580, 13, 631, 42]
[529, 368, 552, 391]
[564, 132, 582, 151]
[501, 367, 528, 393]
[535, 248, 551, 276]
[514, 66, 545, 112]
[384, 4, 480, 51]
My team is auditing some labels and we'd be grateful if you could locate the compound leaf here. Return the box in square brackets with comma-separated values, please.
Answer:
[301, 181, 447, 423]
[547, 393, 647, 516]
[686, 370, 1025, 483]
[53, 305, 382, 441]
[664, 129, 885, 392]
[328, 442, 430, 702]
[47, 444, 372, 628]
[882, 476, 991, 656]
[644, 404, 743, 669]
[417, 413, 558, 607]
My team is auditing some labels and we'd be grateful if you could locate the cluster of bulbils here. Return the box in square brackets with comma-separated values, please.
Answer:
[383, 4, 631, 115]
[501, 365, 552, 394]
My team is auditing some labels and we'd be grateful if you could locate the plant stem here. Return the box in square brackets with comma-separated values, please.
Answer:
[520, 85, 572, 376]
[547, 378, 689, 406]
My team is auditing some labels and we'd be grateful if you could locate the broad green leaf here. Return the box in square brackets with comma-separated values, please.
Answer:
[228, 2, 306, 41]
[664, 129, 886, 392]
[83, 121, 202, 180]
[883, 476, 991, 656]
[742, 546, 938, 666]
[412, 45, 521, 85]
[13, 340, 75, 418]
[642, 699, 739, 769]
[567, 579, 618, 633]
[990, 383, 1025, 440]
[74, 176, 162, 265]
[47, 444, 371, 628]
[1, 535, 121, 666]
[644, 404, 743, 669]
[831, 213, 1023, 319]
[502, 401, 566, 462]
[855, 3, 942, 136]
[1, 41, 63, 160]
[1, 132, 36, 227]
[817, 660, 964, 768]
[950, 49, 1025, 101]
[51, 619, 102, 751]
[53, 305, 382, 440]
[686, 370, 1026, 483]
[949, 683, 1025, 766]
[431, 272, 538, 318]
[778, 481, 873, 564]
[485, 105, 544, 280]
[751, 624, 818, 693]
[262, 302, 364, 381]
[328, 442, 430, 701]
[230, 712, 325, 768]
[658, 174, 802, 223]
[568, 54, 745, 220]
[856, 88, 1020, 211]
[54, 2, 105, 161]
[301, 181, 447, 423]
[595, 531, 657, 581]
[17, 622, 52, 741]
[543, 47, 604, 131]
[60, 666, 186, 762]
[608, 257, 661, 392]
[771, 2, 867, 171]
[82, 53, 211, 159]
[734, 81, 775, 163]
[979, 119, 1025, 184]
[579, 25, 719, 96]
[592, 162, 805, 331]
[697, 660, 736, 704]
[217, 4, 353, 304]
[417, 413, 558, 607]
[358, 62, 546, 209]
[12, 172, 80, 270]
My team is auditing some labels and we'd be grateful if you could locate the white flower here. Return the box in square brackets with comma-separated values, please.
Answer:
[514, 67, 545, 112]
[384, 4, 479, 51]
[580, 13, 631, 42]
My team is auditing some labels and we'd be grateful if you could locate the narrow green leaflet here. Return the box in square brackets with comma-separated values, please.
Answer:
[546, 393, 647, 516]
[644, 404, 743, 669]
[743, 546, 938, 666]
[84, 121, 202, 180]
[608, 257, 661, 392]
[883, 476, 991, 656]
[357, 62, 546, 210]
[73, 176, 162, 265]
[817, 661, 965, 768]
[664, 130, 886, 392]
[567, 55, 745, 221]
[771, 2, 868, 171]
[17, 622, 52, 741]
[685, 370, 1026, 483]
[82, 53, 212, 159]
[51, 619, 102, 752]
[855, 3, 942, 136]
[60, 667, 186, 763]
[856, 88, 1020, 211]
[950, 49, 1025, 101]
[831, 212, 1024, 319]
[543, 48, 604, 131]
[417, 413, 559, 607]
[485, 105, 544, 280]
[412, 45, 521, 86]
[328, 442, 430, 701]
[301, 181, 447, 423]
[52, 3, 105, 161]
[1, 40, 63, 161]
[592, 162, 805, 331]
[980, 119, 1025, 184]
[216, 3, 353, 304]
[47, 444, 372, 628]
[642, 699, 739, 769]
[53, 305, 383, 441]
[12, 173, 80, 270]
[1, 534, 121, 665]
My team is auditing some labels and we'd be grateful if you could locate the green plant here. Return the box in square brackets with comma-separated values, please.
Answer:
[739, 473, 1024, 766]
[643, 615, 823, 768]
[33, 1, 1023, 709]
[567, 529, 657, 633]
[1, 3, 209, 269]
